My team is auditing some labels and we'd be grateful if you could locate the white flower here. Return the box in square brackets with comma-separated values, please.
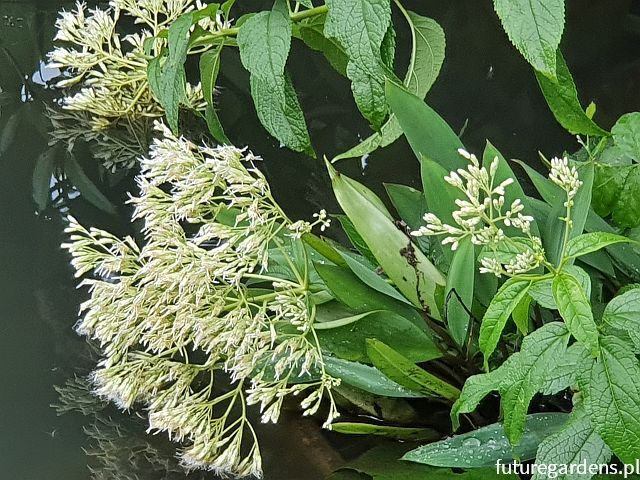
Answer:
[549, 156, 583, 199]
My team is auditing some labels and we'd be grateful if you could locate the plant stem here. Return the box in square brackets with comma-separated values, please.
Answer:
[290, 5, 328, 21]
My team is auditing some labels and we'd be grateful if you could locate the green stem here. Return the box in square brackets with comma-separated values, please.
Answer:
[290, 5, 328, 21]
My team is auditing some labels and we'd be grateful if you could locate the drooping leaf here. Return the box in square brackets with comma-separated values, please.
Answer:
[238, 8, 313, 154]
[529, 265, 591, 310]
[478, 278, 532, 369]
[64, 154, 117, 215]
[512, 293, 531, 335]
[366, 339, 459, 400]
[293, 15, 349, 76]
[385, 80, 465, 172]
[404, 413, 568, 468]
[493, 0, 564, 79]
[323, 356, 424, 398]
[333, 12, 446, 160]
[582, 335, 640, 463]
[533, 407, 611, 480]
[566, 232, 633, 259]
[327, 161, 446, 315]
[445, 236, 475, 346]
[317, 311, 441, 363]
[324, 0, 391, 129]
[553, 270, 599, 355]
[535, 52, 609, 136]
[612, 112, 640, 160]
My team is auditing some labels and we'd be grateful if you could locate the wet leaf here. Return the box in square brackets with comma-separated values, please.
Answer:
[330, 422, 439, 441]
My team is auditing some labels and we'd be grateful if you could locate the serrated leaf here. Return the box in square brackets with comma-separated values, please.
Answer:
[613, 164, 640, 228]
[324, 0, 391, 129]
[404, 413, 568, 468]
[317, 311, 440, 363]
[533, 408, 611, 480]
[452, 322, 571, 444]
[535, 52, 609, 136]
[479, 278, 532, 369]
[493, 0, 564, 78]
[582, 335, 640, 463]
[149, 13, 193, 132]
[553, 271, 599, 355]
[294, 15, 349, 76]
[323, 356, 424, 398]
[445, 236, 475, 346]
[529, 265, 591, 310]
[380, 23, 395, 70]
[366, 339, 459, 400]
[566, 232, 632, 259]
[612, 112, 640, 160]
[333, 13, 445, 160]
[238, 8, 312, 154]
[601, 287, 640, 351]
[250, 74, 313, 154]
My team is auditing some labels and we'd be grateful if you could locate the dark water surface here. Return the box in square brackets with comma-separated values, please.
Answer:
[1, 1, 640, 479]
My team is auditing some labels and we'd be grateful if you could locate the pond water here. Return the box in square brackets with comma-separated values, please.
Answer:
[1, 0, 639, 479]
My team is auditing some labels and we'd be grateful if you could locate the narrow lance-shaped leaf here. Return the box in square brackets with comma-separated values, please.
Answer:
[493, 0, 564, 79]
[404, 413, 569, 468]
[479, 278, 532, 370]
[366, 339, 460, 401]
[330, 422, 439, 441]
[553, 271, 599, 356]
[327, 160, 446, 316]
[535, 52, 609, 136]
[565, 232, 633, 259]
[386, 80, 465, 171]
[445, 236, 475, 347]
[64, 153, 117, 215]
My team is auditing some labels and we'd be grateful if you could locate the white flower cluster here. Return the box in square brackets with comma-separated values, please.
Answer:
[412, 149, 534, 250]
[62, 124, 339, 477]
[549, 155, 583, 202]
[48, 1, 219, 128]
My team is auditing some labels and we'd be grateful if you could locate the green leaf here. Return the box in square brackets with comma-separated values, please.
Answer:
[200, 47, 222, 106]
[385, 80, 465, 171]
[32, 147, 56, 212]
[602, 287, 640, 351]
[313, 263, 425, 328]
[333, 12, 445, 160]
[479, 278, 532, 369]
[330, 422, 439, 441]
[535, 52, 609, 136]
[338, 249, 413, 306]
[317, 311, 441, 363]
[323, 356, 424, 398]
[324, 0, 391, 129]
[592, 163, 630, 218]
[512, 293, 531, 335]
[569, 161, 594, 241]
[64, 154, 117, 215]
[493, 0, 564, 78]
[150, 13, 193, 132]
[582, 335, 640, 463]
[613, 164, 640, 228]
[238, 8, 312, 154]
[553, 271, 599, 355]
[204, 104, 230, 144]
[533, 408, 611, 480]
[380, 24, 395, 70]
[612, 112, 640, 160]
[566, 232, 633, 259]
[404, 413, 568, 468]
[384, 183, 427, 231]
[313, 310, 381, 330]
[336, 215, 377, 265]
[452, 322, 571, 444]
[294, 15, 349, 76]
[366, 339, 459, 400]
[445, 236, 475, 346]
[327, 161, 445, 315]
[529, 265, 591, 310]
[483, 141, 540, 237]
[249, 74, 313, 155]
